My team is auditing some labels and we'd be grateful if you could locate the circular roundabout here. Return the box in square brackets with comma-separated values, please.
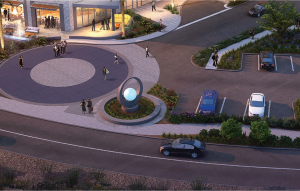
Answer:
[0, 45, 129, 104]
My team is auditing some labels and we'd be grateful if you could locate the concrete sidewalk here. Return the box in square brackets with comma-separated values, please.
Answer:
[205, 25, 298, 69]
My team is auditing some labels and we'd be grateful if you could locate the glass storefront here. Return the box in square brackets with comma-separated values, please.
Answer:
[36, 9, 60, 30]
[76, 7, 111, 29]
[1, 4, 24, 22]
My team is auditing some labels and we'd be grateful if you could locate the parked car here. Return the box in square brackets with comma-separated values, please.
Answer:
[248, 4, 265, 17]
[260, 51, 275, 69]
[248, 93, 265, 117]
[160, 138, 206, 158]
[199, 90, 218, 114]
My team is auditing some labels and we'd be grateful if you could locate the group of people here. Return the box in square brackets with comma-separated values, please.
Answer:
[44, 16, 57, 29]
[92, 18, 111, 31]
[3, 8, 10, 21]
[53, 41, 67, 57]
[80, 98, 93, 114]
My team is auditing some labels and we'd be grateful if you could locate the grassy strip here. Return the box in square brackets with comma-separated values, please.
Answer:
[161, 129, 300, 148]
[163, 4, 180, 14]
[227, 0, 248, 7]
[192, 26, 265, 67]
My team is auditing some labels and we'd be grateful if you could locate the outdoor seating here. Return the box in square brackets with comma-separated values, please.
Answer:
[25, 27, 40, 33]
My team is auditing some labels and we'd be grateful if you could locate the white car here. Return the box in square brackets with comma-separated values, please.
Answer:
[248, 93, 265, 117]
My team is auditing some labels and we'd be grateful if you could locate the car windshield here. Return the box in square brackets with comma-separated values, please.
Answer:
[250, 101, 264, 107]
[193, 140, 201, 148]
[203, 98, 214, 105]
[172, 139, 180, 148]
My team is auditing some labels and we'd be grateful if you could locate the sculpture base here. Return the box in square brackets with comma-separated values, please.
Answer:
[122, 104, 139, 113]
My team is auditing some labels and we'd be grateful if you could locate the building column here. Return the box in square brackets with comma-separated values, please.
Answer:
[59, 4, 65, 31]
[31, 8, 37, 27]
[73, 7, 77, 30]
[111, 9, 115, 31]
[23, 0, 28, 26]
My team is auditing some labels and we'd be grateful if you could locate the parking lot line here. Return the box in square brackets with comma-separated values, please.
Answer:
[195, 96, 202, 114]
[268, 100, 271, 118]
[274, 55, 277, 71]
[290, 56, 294, 71]
[243, 99, 249, 121]
[258, 55, 260, 70]
[219, 97, 226, 114]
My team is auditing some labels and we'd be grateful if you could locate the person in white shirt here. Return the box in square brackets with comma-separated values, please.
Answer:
[114, 53, 119, 64]
[152, 1, 156, 11]
[146, 46, 150, 58]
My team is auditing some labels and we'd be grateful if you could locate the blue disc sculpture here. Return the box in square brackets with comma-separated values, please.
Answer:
[117, 77, 143, 113]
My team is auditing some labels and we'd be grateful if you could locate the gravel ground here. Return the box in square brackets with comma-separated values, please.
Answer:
[0, 149, 268, 190]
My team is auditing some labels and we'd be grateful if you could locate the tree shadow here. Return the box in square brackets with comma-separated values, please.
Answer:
[0, 135, 17, 146]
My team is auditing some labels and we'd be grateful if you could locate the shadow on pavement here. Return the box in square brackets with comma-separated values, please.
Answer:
[253, 147, 300, 156]
[0, 135, 17, 146]
[269, 101, 294, 119]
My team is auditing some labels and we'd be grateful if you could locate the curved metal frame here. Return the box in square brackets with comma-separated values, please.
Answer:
[117, 77, 143, 108]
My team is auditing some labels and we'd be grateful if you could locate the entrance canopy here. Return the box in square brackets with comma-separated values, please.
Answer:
[2, 1, 22, 6]
[30, 3, 59, 11]
[73, 1, 119, 9]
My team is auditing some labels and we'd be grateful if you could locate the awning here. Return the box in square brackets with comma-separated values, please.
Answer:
[73, 1, 119, 9]
[2, 1, 22, 6]
[30, 3, 59, 11]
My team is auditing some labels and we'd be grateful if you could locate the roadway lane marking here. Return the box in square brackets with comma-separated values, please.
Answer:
[274, 55, 277, 71]
[268, 100, 271, 118]
[290, 56, 294, 71]
[175, 8, 231, 31]
[243, 99, 249, 121]
[195, 96, 202, 114]
[258, 55, 260, 70]
[1, 128, 300, 171]
[219, 97, 226, 114]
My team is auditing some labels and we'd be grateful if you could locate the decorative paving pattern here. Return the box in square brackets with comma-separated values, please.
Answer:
[0, 45, 129, 104]
[30, 58, 96, 87]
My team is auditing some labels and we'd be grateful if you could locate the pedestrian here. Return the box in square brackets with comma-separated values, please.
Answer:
[19, 55, 23, 69]
[87, 98, 93, 114]
[92, 19, 96, 31]
[53, 17, 56, 28]
[249, 27, 255, 40]
[53, 44, 57, 57]
[44, 16, 48, 29]
[56, 44, 60, 57]
[100, 19, 105, 30]
[64, 40, 67, 52]
[47, 16, 51, 28]
[7, 9, 10, 21]
[214, 48, 218, 54]
[212, 52, 219, 67]
[146, 46, 150, 58]
[3, 8, 7, 21]
[51, 16, 54, 28]
[61, 41, 65, 54]
[80, 99, 86, 114]
[114, 53, 119, 64]
[152, 1, 156, 11]
[159, 19, 162, 32]
[106, 18, 110, 30]
[103, 66, 109, 80]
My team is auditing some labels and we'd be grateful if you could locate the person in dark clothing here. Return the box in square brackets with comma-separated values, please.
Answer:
[100, 19, 105, 30]
[64, 40, 67, 52]
[19, 55, 23, 69]
[80, 99, 86, 114]
[212, 51, 219, 67]
[87, 98, 93, 114]
[3, 9, 7, 21]
[146, 46, 150, 58]
[152, 1, 156, 11]
[92, 19, 96, 31]
[249, 27, 255, 39]
[106, 18, 110, 30]
[56, 45, 60, 57]
[103, 66, 108, 80]
[53, 44, 57, 57]
[44, 17, 48, 28]
[53, 17, 56, 28]
[7, 9, 10, 21]
[61, 41, 65, 54]
[47, 16, 51, 28]
[51, 16, 54, 28]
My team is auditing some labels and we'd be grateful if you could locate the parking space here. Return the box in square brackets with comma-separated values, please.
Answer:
[273, 55, 295, 74]
[289, 55, 300, 73]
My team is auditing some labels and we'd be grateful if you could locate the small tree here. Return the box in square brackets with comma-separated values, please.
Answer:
[256, 1, 300, 39]
[220, 118, 242, 140]
[250, 121, 271, 144]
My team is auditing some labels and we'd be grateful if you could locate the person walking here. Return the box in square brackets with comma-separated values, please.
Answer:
[7, 9, 10, 21]
[53, 44, 57, 57]
[100, 19, 105, 30]
[152, 1, 156, 11]
[64, 40, 67, 52]
[51, 16, 54, 28]
[47, 16, 51, 28]
[4, 8, 7, 21]
[19, 55, 23, 69]
[53, 17, 56, 28]
[249, 27, 255, 40]
[87, 98, 93, 114]
[146, 46, 150, 58]
[103, 66, 109, 80]
[80, 99, 86, 114]
[212, 51, 219, 67]
[114, 53, 119, 64]
[159, 19, 162, 32]
[106, 18, 110, 30]
[92, 19, 96, 31]
[61, 41, 65, 54]
[56, 44, 60, 57]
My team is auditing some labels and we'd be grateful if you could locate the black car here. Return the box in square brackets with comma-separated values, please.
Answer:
[260, 51, 275, 69]
[248, 4, 265, 17]
[160, 138, 206, 158]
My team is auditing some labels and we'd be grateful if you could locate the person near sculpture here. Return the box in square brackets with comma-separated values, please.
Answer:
[92, 19, 96, 31]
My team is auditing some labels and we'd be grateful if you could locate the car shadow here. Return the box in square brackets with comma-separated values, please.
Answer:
[0, 135, 17, 146]
[167, 150, 235, 162]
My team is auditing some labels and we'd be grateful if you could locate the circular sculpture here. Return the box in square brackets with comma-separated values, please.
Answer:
[124, 88, 137, 101]
[117, 77, 143, 113]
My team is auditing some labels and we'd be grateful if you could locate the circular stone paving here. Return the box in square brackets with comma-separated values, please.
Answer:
[30, 58, 96, 87]
[0, 45, 129, 104]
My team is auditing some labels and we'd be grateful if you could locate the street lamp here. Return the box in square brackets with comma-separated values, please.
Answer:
[172, 0, 174, 8]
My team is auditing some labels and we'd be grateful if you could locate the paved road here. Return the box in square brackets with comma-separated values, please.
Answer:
[137, 0, 300, 119]
[0, 110, 300, 189]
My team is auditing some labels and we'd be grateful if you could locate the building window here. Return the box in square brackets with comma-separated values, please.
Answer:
[88, 8, 94, 24]
[82, 7, 89, 26]
[76, 7, 82, 28]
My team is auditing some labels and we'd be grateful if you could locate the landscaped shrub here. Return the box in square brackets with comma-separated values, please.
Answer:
[128, 177, 147, 190]
[265, 134, 279, 147]
[199, 129, 208, 138]
[293, 137, 300, 148]
[279, 135, 293, 147]
[0, 50, 9, 61]
[133, 14, 142, 21]
[163, 4, 172, 10]
[151, 23, 160, 30]
[0, 166, 16, 187]
[208, 129, 221, 138]
[228, 0, 248, 6]
[17, 42, 26, 49]
[294, 99, 300, 118]
[64, 168, 80, 188]
[35, 37, 48, 46]
[250, 121, 271, 145]
[124, 9, 136, 17]
[220, 118, 242, 140]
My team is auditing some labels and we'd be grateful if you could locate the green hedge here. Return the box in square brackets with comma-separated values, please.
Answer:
[192, 26, 265, 67]
[228, 0, 248, 7]
[168, 112, 300, 129]
[295, 99, 300, 119]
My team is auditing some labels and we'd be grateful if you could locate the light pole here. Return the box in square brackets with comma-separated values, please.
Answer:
[171, 0, 174, 8]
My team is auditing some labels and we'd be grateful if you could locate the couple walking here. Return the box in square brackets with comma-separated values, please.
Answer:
[53, 41, 67, 57]
[80, 99, 93, 114]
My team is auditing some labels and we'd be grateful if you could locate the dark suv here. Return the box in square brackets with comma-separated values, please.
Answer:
[260, 51, 275, 69]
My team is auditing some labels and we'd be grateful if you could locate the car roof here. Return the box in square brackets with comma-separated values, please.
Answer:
[251, 93, 264, 101]
[179, 138, 194, 144]
[203, 90, 217, 98]
[254, 4, 262, 9]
